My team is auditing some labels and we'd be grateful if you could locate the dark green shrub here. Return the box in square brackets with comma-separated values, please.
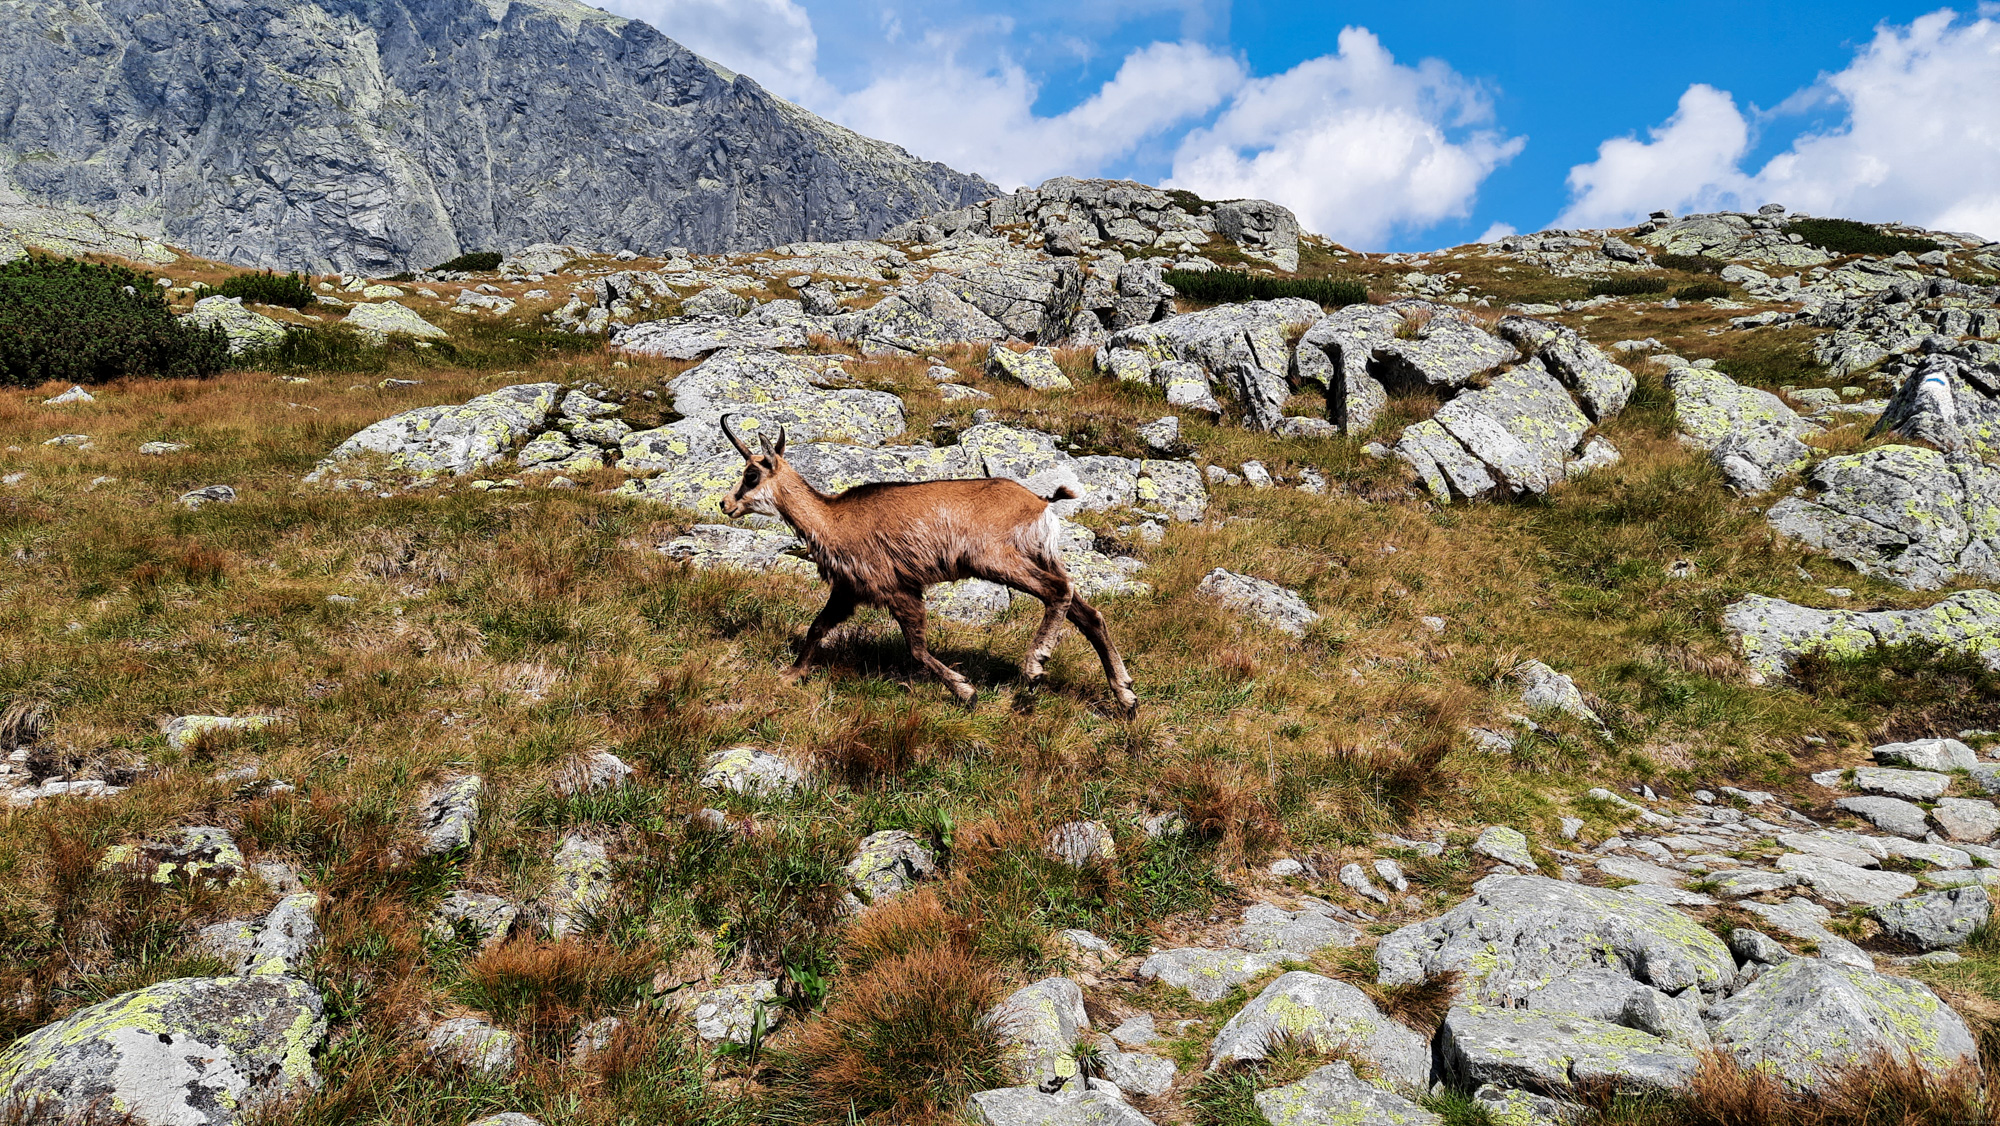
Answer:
[1165, 188, 1214, 214]
[1588, 276, 1670, 297]
[206, 269, 314, 309]
[432, 251, 503, 273]
[0, 255, 228, 386]
[1784, 217, 1939, 257]
[1165, 268, 1368, 309]
[1673, 281, 1730, 302]
[1655, 253, 1725, 274]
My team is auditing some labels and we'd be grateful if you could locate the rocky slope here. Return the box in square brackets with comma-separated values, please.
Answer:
[0, 0, 997, 273]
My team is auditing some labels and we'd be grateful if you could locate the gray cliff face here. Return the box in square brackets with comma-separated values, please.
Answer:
[0, 0, 998, 272]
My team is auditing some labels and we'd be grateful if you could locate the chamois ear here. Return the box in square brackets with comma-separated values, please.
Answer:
[720, 414, 753, 460]
[773, 426, 787, 456]
[757, 431, 775, 457]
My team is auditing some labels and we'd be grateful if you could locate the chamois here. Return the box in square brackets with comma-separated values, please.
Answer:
[717, 415, 1138, 714]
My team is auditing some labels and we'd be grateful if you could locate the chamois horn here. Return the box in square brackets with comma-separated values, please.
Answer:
[720, 413, 753, 459]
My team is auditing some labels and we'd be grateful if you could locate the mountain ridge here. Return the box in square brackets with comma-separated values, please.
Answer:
[0, 0, 999, 272]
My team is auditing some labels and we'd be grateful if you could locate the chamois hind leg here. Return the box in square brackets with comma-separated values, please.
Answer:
[976, 561, 1072, 681]
[884, 587, 976, 704]
[786, 583, 859, 680]
[1066, 595, 1138, 716]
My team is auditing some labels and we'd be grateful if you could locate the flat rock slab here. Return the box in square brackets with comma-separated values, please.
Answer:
[1438, 1004, 1698, 1096]
[1707, 958, 1976, 1089]
[1723, 589, 2000, 680]
[1375, 875, 1735, 1004]
[1833, 795, 1930, 839]
[1196, 568, 1318, 636]
[614, 318, 809, 360]
[967, 1087, 1155, 1126]
[1228, 903, 1361, 956]
[1137, 948, 1287, 1003]
[1852, 766, 1950, 800]
[1255, 1061, 1439, 1126]
[1873, 737, 1978, 771]
[1775, 853, 1918, 906]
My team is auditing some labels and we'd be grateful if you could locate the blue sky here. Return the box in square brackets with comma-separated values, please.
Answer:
[601, 0, 2000, 250]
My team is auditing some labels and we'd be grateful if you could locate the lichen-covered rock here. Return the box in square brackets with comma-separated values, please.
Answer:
[244, 894, 319, 976]
[341, 301, 447, 344]
[1873, 352, 2000, 461]
[555, 751, 635, 796]
[1872, 888, 1990, 950]
[1197, 569, 1318, 637]
[687, 980, 782, 1043]
[1764, 445, 2000, 590]
[1707, 958, 1976, 1088]
[990, 977, 1088, 1089]
[1212, 199, 1302, 272]
[681, 287, 750, 318]
[1470, 826, 1536, 870]
[1295, 305, 1404, 434]
[181, 296, 287, 355]
[544, 835, 612, 938]
[0, 974, 324, 1125]
[1873, 737, 1979, 771]
[426, 1016, 518, 1075]
[1375, 875, 1736, 1004]
[1834, 795, 1931, 839]
[834, 280, 1008, 355]
[1373, 309, 1517, 392]
[1437, 1004, 1698, 1095]
[1509, 661, 1602, 727]
[1774, 853, 1918, 906]
[417, 775, 482, 855]
[966, 1086, 1155, 1126]
[987, 345, 1074, 392]
[613, 318, 809, 360]
[1227, 904, 1360, 957]
[845, 829, 937, 906]
[1393, 359, 1596, 503]
[662, 524, 818, 577]
[927, 578, 1017, 625]
[1095, 1044, 1174, 1097]
[1723, 590, 2000, 679]
[668, 349, 906, 447]
[699, 746, 804, 797]
[1666, 367, 1815, 494]
[161, 714, 280, 752]
[1497, 316, 1635, 422]
[309, 383, 559, 481]
[1208, 972, 1428, 1087]
[427, 891, 519, 950]
[1108, 299, 1322, 431]
[1255, 1061, 1439, 1126]
[1137, 948, 1288, 1003]
[101, 826, 246, 887]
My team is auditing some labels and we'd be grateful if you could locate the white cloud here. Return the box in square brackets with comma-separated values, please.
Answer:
[1477, 221, 1517, 243]
[1558, 11, 2000, 239]
[1556, 84, 1751, 229]
[820, 39, 1247, 188]
[601, 0, 824, 101]
[1164, 28, 1524, 249]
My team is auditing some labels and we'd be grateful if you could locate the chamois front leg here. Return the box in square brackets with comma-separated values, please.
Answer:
[884, 589, 976, 705]
[786, 584, 858, 681]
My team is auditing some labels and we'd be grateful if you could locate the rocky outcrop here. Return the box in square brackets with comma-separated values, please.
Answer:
[1707, 959, 1976, 1089]
[1723, 590, 2000, 679]
[0, 0, 996, 272]
[1108, 299, 1322, 431]
[1872, 351, 2000, 459]
[1666, 365, 1816, 494]
[1764, 445, 2000, 590]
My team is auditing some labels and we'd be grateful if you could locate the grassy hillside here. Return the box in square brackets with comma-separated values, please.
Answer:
[0, 241, 1992, 1126]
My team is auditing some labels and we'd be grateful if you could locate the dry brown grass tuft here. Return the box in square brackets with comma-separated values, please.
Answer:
[456, 936, 656, 1049]
[840, 890, 972, 976]
[1364, 970, 1457, 1033]
[766, 943, 1009, 1125]
[1161, 760, 1285, 867]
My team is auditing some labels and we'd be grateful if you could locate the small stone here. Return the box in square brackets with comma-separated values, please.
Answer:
[1047, 820, 1116, 867]
[1268, 857, 1304, 878]
[555, 750, 634, 796]
[687, 980, 782, 1043]
[1873, 738, 1977, 771]
[1373, 858, 1409, 892]
[417, 775, 482, 855]
[984, 344, 1072, 392]
[1240, 460, 1273, 488]
[845, 829, 937, 906]
[426, 1017, 518, 1075]
[43, 385, 94, 405]
[1256, 1061, 1439, 1126]
[698, 746, 803, 797]
[1339, 862, 1389, 903]
[1472, 825, 1536, 870]
[1559, 817, 1584, 841]
[178, 485, 238, 510]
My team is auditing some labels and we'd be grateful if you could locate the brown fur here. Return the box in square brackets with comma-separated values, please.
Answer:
[719, 416, 1138, 713]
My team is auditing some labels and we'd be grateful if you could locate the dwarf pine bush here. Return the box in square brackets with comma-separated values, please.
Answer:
[1165, 268, 1368, 309]
[432, 250, 503, 272]
[0, 255, 228, 386]
[1588, 275, 1670, 297]
[1785, 217, 1939, 257]
[206, 269, 314, 308]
